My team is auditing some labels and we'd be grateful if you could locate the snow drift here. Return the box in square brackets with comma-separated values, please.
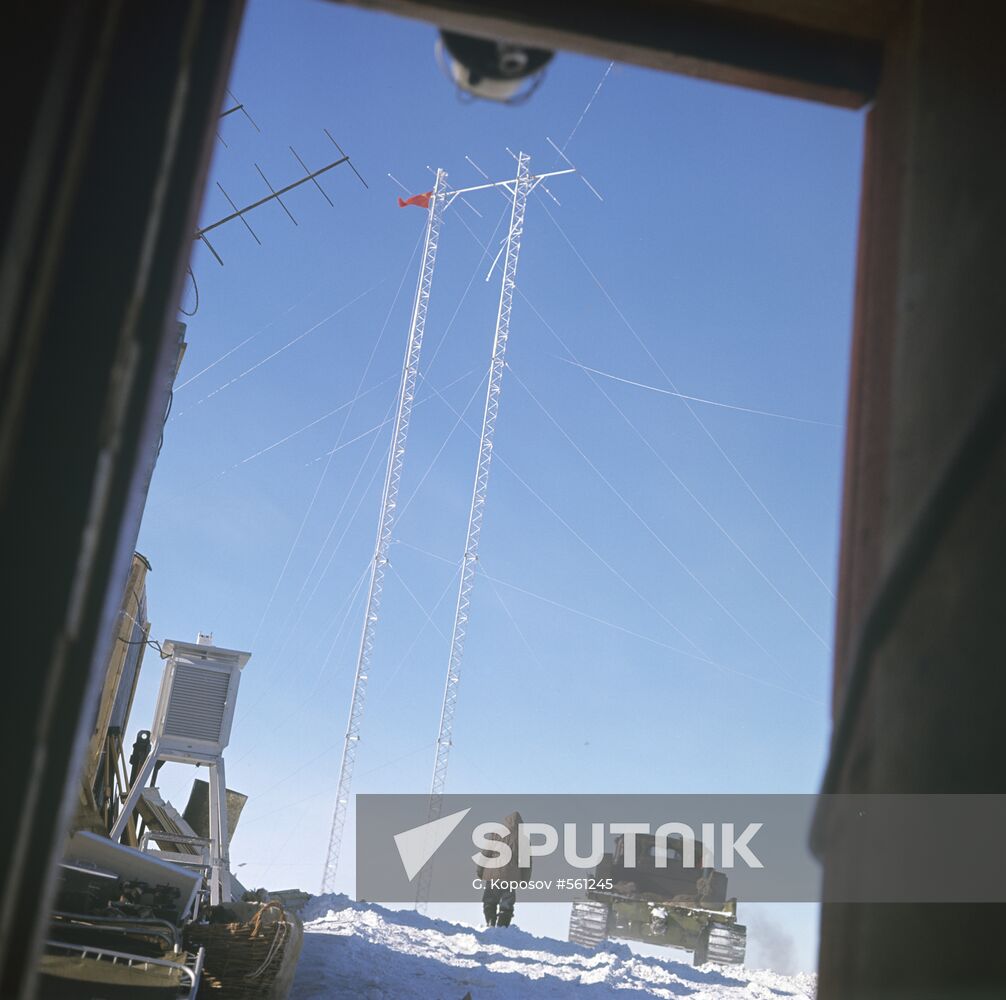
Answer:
[291, 894, 816, 999]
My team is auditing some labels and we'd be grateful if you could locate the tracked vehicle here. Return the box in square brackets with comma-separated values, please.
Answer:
[568, 832, 746, 966]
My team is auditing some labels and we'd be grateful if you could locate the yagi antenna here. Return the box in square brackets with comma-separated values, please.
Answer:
[194, 130, 368, 265]
[255, 164, 298, 226]
[325, 129, 369, 190]
[216, 90, 261, 147]
[291, 146, 336, 207]
[535, 176, 562, 207]
[546, 135, 604, 202]
[387, 172, 410, 195]
[469, 149, 562, 207]
[464, 155, 489, 180]
[426, 164, 482, 218]
[504, 145, 562, 202]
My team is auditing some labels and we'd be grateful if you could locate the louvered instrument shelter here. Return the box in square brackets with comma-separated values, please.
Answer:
[110, 636, 251, 906]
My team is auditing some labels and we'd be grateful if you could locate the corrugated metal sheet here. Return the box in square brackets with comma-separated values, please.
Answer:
[162, 664, 230, 742]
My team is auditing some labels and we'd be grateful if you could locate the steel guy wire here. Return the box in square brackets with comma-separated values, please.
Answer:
[250, 231, 427, 649]
[254, 431, 418, 724]
[258, 368, 483, 697]
[400, 540, 822, 705]
[264, 367, 482, 679]
[389, 563, 452, 642]
[267, 202, 477, 641]
[421, 202, 511, 381]
[228, 372, 398, 468]
[257, 561, 377, 742]
[563, 357, 832, 653]
[245, 741, 347, 805]
[400, 541, 754, 671]
[303, 368, 478, 466]
[537, 196, 836, 598]
[375, 562, 462, 701]
[301, 418, 391, 466]
[234, 426, 391, 739]
[270, 199, 503, 681]
[452, 201, 828, 663]
[296, 372, 480, 611]
[260, 814, 311, 884]
[174, 282, 330, 392]
[395, 369, 489, 527]
[150, 373, 401, 512]
[236, 563, 372, 736]
[357, 741, 437, 778]
[416, 373, 820, 705]
[335, 196, 507, 538]
[508, 363, 816, 676]
[177, 278, 386, 415]
[415, 368, 716, 659]
[237, 381, 450, 734]
[260, 391, 401, 657]
[518, 300, 832, 656]
[454, 201, 826, 665]
[238, 789, 334, 827]
[302, 558, 375, 675]
[249, 434, 353, 650]
[556, 358, 843, 428]
[561, 61, 614, 153]
[240, 740, 436, 830]
[481, 565, 722, 666]
[233, 559, 373, 761]
[393, 538, 456, 565]
[480, 558, 551, 677]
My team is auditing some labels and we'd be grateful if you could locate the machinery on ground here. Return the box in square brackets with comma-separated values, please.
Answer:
[568, 831, 747, 966]
[40, 566, 304, 999]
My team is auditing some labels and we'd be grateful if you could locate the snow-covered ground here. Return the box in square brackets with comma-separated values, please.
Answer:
[291, 895, 817, 999]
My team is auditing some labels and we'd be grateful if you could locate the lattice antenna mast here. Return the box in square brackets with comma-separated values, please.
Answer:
[321, 169, 448, 892]
[416, 151, 552, 908]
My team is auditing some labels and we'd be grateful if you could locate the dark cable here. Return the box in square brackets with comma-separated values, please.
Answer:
[179, 267, 199, 317]
[156, 388, 173, 458]
[119, 591, 166, 659]
[117, 636, 167, 658]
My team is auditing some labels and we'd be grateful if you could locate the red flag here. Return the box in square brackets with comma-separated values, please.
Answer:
[397, 191, 433, 209]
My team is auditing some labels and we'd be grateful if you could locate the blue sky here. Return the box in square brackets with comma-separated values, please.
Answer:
[132, 0, 864, 972]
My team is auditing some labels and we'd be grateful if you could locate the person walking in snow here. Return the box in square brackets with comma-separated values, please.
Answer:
[476, 810, 530, 928]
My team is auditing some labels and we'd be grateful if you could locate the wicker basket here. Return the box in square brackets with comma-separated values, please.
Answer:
[184, 902, 302, 999]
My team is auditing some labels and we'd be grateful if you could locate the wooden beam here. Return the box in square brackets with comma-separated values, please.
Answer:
[331, 0, 883, 107]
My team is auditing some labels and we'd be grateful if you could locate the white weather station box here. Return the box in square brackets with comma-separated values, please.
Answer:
[111, 633, 252, 904]
[151, 635, 250, 758]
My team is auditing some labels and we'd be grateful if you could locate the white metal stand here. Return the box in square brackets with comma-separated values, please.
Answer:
[110, 638, 250, 907]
